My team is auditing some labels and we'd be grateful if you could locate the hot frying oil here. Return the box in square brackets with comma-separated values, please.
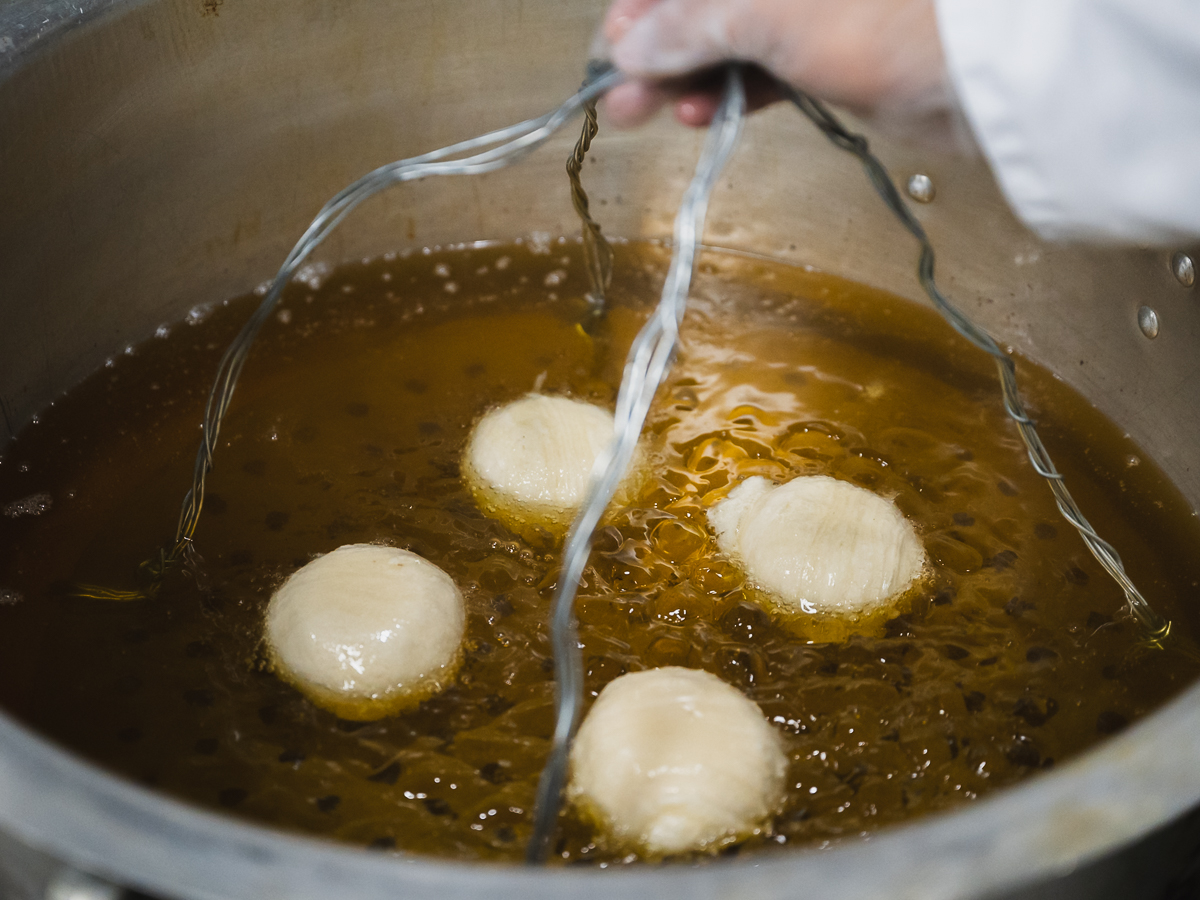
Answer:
[1, 240, 1198, 863]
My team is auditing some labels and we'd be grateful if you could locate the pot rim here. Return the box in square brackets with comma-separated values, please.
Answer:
[3, 676, 1199, 900]
[4, 2, 1200, 898]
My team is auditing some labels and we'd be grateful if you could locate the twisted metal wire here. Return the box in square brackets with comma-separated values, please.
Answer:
[566, 59, 616, 317]
[525, 67, 747, 864]
[69, 69, 624, 602]
[779, 83, 1170, 645]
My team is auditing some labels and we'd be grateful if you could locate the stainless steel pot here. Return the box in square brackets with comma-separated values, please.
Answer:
[3, 1, 1200, 898]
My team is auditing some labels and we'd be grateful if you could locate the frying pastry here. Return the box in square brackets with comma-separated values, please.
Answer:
[568, 667, 787, 855]
[464, 393, 631, 534]
[709, 475, 924, 616]
[265, 544, 465, 720]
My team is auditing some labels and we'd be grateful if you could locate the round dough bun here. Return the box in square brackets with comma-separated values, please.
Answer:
[265, 544, 465, 721]
[464, 393, 635, 534]
[568, 667, 787, 856]
[709, 475, 925, 617]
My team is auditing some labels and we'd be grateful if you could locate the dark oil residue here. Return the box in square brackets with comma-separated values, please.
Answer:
[1, 240, 1199, 864]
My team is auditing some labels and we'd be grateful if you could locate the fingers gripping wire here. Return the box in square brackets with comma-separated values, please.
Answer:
[779, 82, 1170, 646]
[525, 66, 747, 864]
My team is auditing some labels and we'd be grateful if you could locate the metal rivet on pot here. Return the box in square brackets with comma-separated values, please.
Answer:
[1171, 252, 1195, 288]
[1137, 305, 1160, 339]
[906, 174, 935, 204]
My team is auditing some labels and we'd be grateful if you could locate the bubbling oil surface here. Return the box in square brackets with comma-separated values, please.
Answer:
[1, 241, 1199, 864]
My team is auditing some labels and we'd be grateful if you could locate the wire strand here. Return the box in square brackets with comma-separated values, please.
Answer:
[778, 81, 1170, 645]
[525, 66, 747, 864]
[566, 60, 616, 318]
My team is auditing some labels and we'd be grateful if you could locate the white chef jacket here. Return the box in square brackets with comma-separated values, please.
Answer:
[936, 0, 1200, 243]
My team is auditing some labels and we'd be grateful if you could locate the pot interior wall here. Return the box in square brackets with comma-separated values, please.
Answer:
[2, 2, 1200, 899]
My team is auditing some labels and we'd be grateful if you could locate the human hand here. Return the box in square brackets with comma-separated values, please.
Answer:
[602, 0, 953, 137]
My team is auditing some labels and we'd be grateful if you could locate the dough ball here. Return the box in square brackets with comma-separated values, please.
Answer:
[568, 667, 787, 856]
[265, 544, 465, 720]
[464, 393, 635, 534]
[709, 475, 925, 616]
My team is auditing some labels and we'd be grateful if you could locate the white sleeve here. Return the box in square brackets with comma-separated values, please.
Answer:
[935, 0, 1200, 244]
